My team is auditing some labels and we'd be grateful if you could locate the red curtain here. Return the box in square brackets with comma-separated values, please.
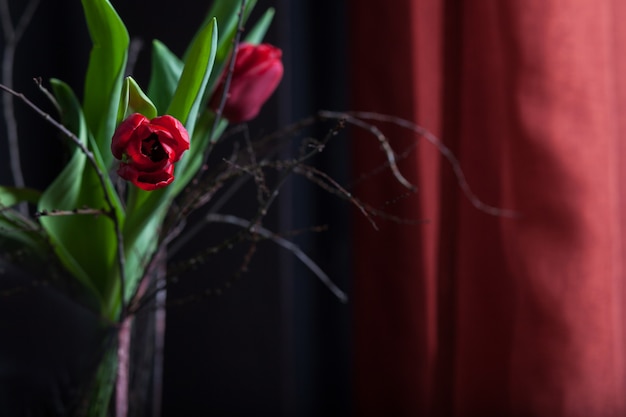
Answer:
[349, 1, 626, 416]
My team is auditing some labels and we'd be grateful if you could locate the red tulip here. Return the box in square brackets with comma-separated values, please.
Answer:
[210, 43, 283, 123]
[111, 113, 190, 191]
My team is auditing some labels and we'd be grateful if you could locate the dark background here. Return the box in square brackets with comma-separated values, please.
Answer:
[0, 0, 352, 415]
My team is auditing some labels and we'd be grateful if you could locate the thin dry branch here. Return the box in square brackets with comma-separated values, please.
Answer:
[291, 163, 379, 230]
[321, 110, 518, 217]
[0, 0, 40, 214]
[35, 207, 107, 217]
[205, 213, 348, 303]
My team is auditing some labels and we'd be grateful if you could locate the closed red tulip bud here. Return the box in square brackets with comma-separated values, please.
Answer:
[111, 113, 190, 191]
[210, 43, 283, 123]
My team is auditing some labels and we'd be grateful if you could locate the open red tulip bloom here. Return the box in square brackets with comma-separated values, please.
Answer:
[111, 113, 190, 191]
[210, 43, 284, 123]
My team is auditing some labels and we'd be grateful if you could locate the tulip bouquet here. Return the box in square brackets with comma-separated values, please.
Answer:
[0, 0, 290, 415]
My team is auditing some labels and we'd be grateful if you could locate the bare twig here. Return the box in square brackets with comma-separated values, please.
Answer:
[0, 0, 40, 215]
[170, 120, 348, 302]
[125, 38, 144, 77]
[1, 203, 42, 230]
[251, 119, 347, 225]
[292, 164, 379, 230]
[165, 168, 245, 256]
[35, 207, 107, 217]
[172, 116, 319, 243]
[320, 110, 518, 217]
[244, 127, 270, 202]
[34, 76, 60, 115]
[128, 231, 248, 316]
[320, 111, 416, 191]
[169, 118, 345, 259]
[205, 213, 348, 303]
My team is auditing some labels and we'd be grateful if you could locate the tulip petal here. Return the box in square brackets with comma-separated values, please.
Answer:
[117, 163, 175, 191]
[150, 115, 190, 162]
[209, 43, 284, 123]
[111, 113, 148, 159]
[111, 113, 190, 191]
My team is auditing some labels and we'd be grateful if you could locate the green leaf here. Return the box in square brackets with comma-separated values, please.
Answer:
[147, 40, 184, 115]
[245, 8, 275, 44]
[39, 80, 123, 315]
[86, 137, 128, 318]
[126, 19, 220, 283]
[81, 0, 129, 169]
[202, 0, 257, 94]
[163, 19, 217, 195]
[0, 186, 41, 206]
[121, 22, 220, 293]
[167, 17, 218, 136]
[121, 96, 211, 301]
[0, 186, 45, 257]
[119, 76, 158, 121]
[192, 0, 257, 56]
[119, 186, 168, 315]
[117, 79, 130, 125]
[84, 343, 118, 417]
[51, 79, 85, 137]
[120, 204, 162, 301]
[0, 209, 48, 259]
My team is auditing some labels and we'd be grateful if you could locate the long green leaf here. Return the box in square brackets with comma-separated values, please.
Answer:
[167, 17, 218, 136]
[61, 80, 126, 318]
[81, 0, 129, 169]
[120, 18, 219, 274]
[245, 8, 275, 44]
[120, 17, 220, 298]
[39, 80, 102, 305]
[147, 40, 184, 115]
[117, 186, 167, 317]
[201, 0, 257, 95]
[191, 0, 256, 57]
[40, 80, 126, 316]
[165, 17, 219, 194]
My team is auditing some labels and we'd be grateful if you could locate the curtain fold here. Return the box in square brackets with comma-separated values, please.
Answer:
[349, 1, 626, 416]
